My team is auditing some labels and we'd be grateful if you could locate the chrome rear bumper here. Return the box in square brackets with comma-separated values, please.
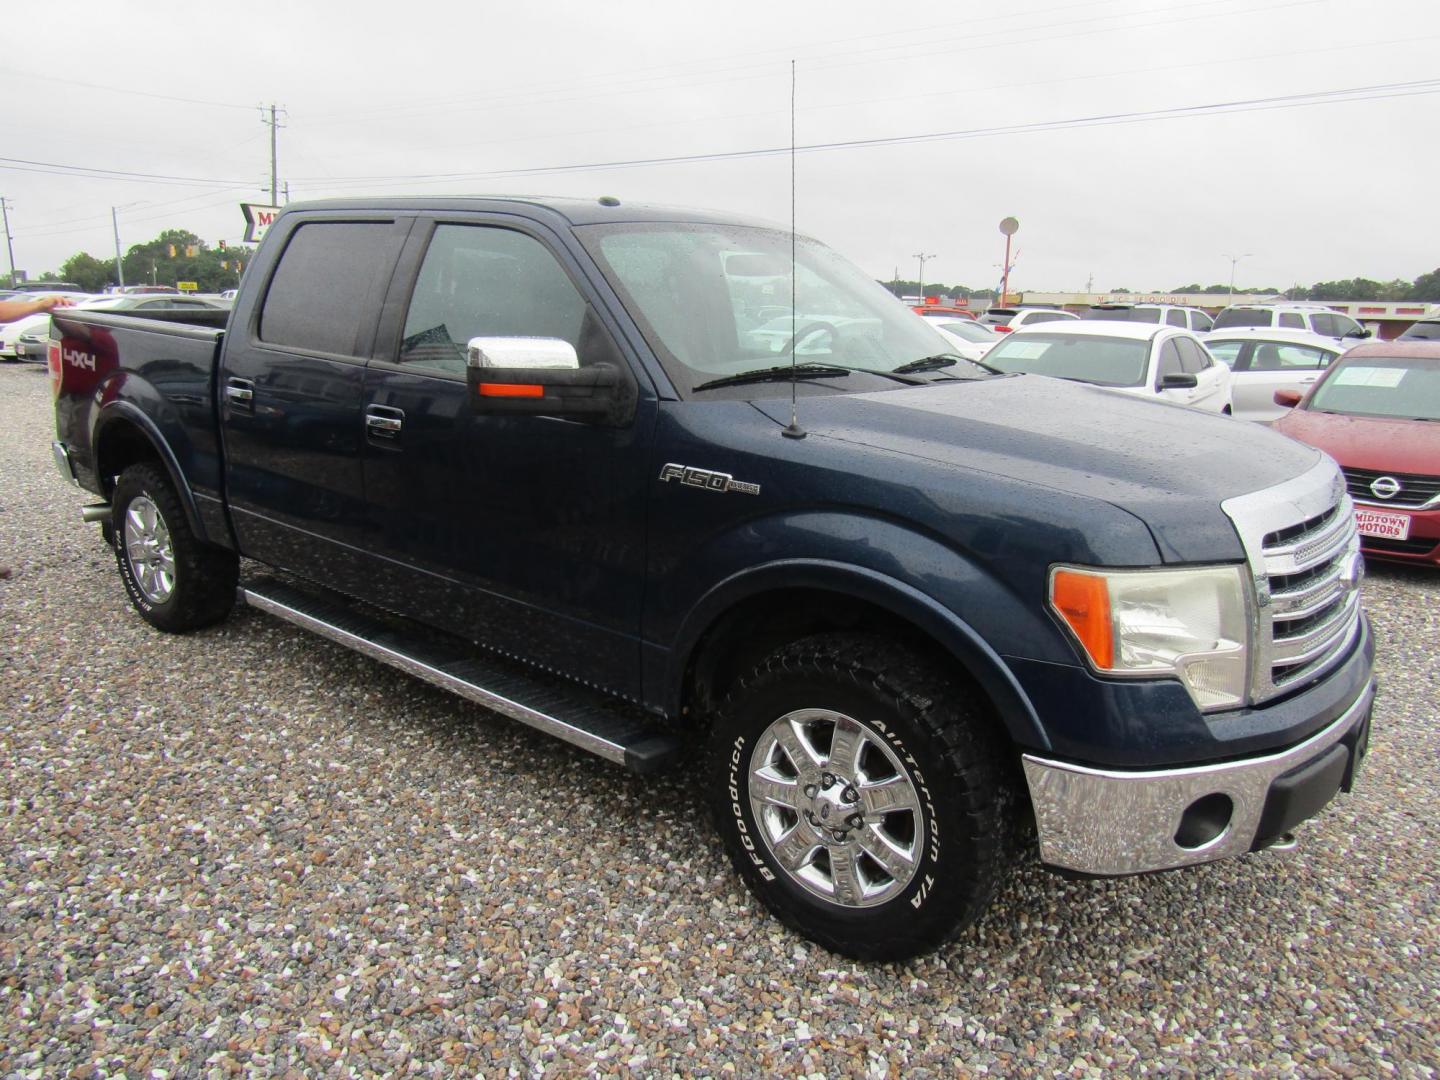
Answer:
[51, 440, 78, 485]
[1022, 678, 1375, 876]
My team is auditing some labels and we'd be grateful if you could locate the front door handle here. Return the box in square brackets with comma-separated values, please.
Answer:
[225, 377, 255, 412]
[365, 405, 405, 440]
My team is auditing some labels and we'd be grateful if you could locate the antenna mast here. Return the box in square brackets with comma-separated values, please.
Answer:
[782, 59, 805, 440]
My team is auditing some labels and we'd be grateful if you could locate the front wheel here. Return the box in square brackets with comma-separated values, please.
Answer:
[112, 463, 238, 633]
[706, 634, 1016, 961]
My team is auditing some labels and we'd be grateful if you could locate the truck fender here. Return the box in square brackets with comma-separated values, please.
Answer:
[669, 558, 1050, 753]
[92, 401, 211, 545]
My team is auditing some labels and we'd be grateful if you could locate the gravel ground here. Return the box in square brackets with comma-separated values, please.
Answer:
[1, 361, 1437, 1078]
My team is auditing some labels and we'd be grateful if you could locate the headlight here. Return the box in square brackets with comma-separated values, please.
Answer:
[1048, 564, 1249, 711]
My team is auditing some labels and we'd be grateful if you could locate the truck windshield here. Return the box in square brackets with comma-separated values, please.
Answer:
[984, 333, 1150, 387]
[578, 222, 981, 396]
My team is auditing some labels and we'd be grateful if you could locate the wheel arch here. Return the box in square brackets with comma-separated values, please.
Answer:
[670, 560, 1049, 753]
[93, 404, 210, 544]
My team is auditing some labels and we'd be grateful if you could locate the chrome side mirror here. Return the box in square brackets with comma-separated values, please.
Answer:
[466, 336, 579, 370]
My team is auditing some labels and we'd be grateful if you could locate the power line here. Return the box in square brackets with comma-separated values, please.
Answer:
[0, 156, 251, 186]
[0, 68, 256, 111]
[291, 77, 1440, 188]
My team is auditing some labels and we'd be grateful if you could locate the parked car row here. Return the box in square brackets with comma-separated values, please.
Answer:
[1, 292, 230, 363]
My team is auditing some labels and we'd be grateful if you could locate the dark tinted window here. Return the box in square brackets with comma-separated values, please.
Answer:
[1334, 315, 1363, 338]
[1081, 307, 1161, 323]
[1022, 311, 1073, 325]
[260, 222, 396, 355]
[1278, 312, 1305, 329]
[1308, 312, 1339, 337]
[1166, 309, 1187, 327]
[399, 225, 587, 375]
[1400, 318, 1440, 341]
[1156, 339, 1184, 382]
[1175, 336, 1210, 373]
[1190, 311, 1213, 332]
[1213, 307, 1271, 329]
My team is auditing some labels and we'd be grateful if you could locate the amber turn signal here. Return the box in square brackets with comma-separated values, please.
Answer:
[478, 383, 544, 398]
[1050, 569, 1114, 669]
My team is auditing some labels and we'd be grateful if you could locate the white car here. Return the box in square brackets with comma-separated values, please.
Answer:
[981, 320, 1232, 413]
[920, 314, 1003, 361]
[977, 307, 1080, 334]
[0, 312, 53, 361]
[1202, 328, 1347, 422]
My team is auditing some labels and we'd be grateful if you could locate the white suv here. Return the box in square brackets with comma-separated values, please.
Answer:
[1212, 303, 1370, 342]
[1081, 303, 1214, 333]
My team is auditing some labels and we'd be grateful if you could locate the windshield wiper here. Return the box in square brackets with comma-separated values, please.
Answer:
[893, 353, 1001, 376]
[692, 364, 855, 392]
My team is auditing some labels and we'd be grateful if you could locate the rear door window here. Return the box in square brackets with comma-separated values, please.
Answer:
[1213, 308, 1271, 329]
[1278, 313, 1305, 329]
[260, 222, 399, 356]
[1166, 309, 1187, 327]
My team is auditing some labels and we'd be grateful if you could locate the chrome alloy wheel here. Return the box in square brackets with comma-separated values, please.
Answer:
[749, 709, 923, 908]
[122, 496, 176, 605]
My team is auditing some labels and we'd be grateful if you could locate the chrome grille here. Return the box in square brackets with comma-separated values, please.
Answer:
[1222, 457, 1365, 705]
[1342, 466, 1440, 510]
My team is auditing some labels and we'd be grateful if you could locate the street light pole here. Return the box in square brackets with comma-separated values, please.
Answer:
[913, 252, 936, 301]
[1224, 252, 1254, 303]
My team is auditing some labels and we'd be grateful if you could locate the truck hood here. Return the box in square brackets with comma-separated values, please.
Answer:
[753, 374, 1321, 562]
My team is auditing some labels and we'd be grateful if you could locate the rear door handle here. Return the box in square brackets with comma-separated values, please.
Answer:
[365, 405, 405, 441]
[225, 377, 255, 412]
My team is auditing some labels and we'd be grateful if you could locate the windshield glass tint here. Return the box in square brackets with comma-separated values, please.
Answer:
[984, 333, 1149, 386]
[1213, 308, 1272, 329]
[578, 222, 973, 394]
[1081, 307, 1162, 323]
[1400, 320, 1440, 341]
[1309, 356, 1440, 421]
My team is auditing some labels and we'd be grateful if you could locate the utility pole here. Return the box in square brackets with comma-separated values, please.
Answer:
[283, 181, 291, 205]
[111, 206, 126, 288]
[0, 197, 16, 288]
[261, 104, 287, 206]
[1224, 252, 1253, 303]
[913, 252, 936, 300]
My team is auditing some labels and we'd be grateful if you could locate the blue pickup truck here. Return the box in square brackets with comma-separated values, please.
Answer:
[48, 197, 1375, 960]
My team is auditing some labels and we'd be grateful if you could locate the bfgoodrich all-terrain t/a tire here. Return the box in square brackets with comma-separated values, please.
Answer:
[112, 463, 238, 633]
[707, 633, 1016, 961]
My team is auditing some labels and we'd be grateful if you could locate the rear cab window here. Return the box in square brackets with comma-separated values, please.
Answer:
[259, 222, 401, 356]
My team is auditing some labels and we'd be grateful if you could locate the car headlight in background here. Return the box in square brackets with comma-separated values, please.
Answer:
[1048, 564, 1249, 711]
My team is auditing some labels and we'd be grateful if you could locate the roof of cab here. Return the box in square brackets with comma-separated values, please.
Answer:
[278, 195, 784, 231]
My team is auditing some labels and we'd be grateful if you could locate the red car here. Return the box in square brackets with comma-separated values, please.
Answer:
[1272, 341, 1440, 566]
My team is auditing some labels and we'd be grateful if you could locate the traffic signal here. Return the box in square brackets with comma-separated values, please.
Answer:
[167, 244, 176, 257]
[185, 245, 198, 257]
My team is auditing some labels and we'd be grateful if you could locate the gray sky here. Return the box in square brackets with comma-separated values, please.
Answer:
[5, 0, 1437, 293]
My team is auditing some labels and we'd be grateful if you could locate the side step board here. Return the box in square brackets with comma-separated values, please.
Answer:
[239, 578, 684, 775]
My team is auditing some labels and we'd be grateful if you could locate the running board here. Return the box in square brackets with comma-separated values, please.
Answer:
[239, 578, 683, 774]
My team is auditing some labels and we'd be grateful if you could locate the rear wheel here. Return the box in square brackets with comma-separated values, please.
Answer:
[112, 464, 237, 632]
[707, 633, 1016, 960]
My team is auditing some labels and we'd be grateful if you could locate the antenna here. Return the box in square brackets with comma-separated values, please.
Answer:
[782, 59, 805, 440]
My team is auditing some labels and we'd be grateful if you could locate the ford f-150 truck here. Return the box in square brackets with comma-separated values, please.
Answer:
[49, 197, 1375, 960]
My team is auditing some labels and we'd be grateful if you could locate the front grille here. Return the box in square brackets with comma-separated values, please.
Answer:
[1223, 458, 1364, 706]
[1342, 466, 1440, 510]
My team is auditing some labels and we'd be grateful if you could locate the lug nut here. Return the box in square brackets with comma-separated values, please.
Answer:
[831, 830, 847, 842]
[846, 813, 864, 829]
[821, 773, 835, 788]
[842, 786, 858, 803]
[803, 784, 818, 799]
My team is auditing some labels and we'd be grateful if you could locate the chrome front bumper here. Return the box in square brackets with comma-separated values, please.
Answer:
[1022, 679, 1375, 876]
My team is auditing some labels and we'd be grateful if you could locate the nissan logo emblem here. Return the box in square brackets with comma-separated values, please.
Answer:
[1369, 476, 1402, 500]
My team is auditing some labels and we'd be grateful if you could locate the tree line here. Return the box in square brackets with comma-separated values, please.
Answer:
[28, 230, 257, 293]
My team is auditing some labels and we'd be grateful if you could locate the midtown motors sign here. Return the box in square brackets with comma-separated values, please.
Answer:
[241, 204, 282, 244]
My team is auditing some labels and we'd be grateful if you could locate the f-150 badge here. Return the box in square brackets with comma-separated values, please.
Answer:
[658, 463, 761, 496]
